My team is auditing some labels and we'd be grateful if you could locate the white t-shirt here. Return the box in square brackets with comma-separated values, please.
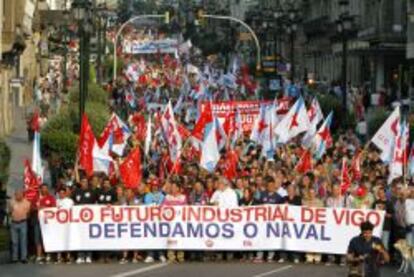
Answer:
[57, 198, 74, 209]
[405, 199, 414, 225]
[210, 187, 239, 208]
[277, 187, 287, 198]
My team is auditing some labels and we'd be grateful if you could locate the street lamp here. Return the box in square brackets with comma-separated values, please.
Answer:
[71, 0, 92, 130]
[286, 8, 298, 81]
[337, 0, 353, 114]
[61, 10, 70, 94]
[96, 4, 109, 84]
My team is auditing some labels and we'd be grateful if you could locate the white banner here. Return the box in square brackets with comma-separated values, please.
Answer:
[39, 205, 384, 254]
[123, 39, 178, 54]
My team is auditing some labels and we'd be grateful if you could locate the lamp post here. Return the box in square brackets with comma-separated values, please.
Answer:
[96, 4, 109, 84]
[337, 0, 353, 114]
[62, 10, 70, 94]
[72, 0, 92, 129]
[287, 8, 298, 81]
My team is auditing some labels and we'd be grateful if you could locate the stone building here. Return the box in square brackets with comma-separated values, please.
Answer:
[0, 0, 41, 137]
[301, 0, 407, 96]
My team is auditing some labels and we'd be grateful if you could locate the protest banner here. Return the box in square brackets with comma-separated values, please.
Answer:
[39, 205, 384, 254]
[200, 100, 290, 132]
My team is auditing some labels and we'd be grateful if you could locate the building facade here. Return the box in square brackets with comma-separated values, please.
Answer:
[0, 0, 41, 137]
[301, 0, 407, 97]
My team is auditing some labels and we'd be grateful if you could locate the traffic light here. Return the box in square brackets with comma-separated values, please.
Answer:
[165, 11, 170, 24]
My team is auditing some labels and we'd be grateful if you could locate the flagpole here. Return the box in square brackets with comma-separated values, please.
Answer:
[165, 137, 193, 181]
[404, 119, 409, 188]
[404, 156, 408, 189]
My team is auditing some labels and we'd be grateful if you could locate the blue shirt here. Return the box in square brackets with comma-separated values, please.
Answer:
[144, 191, 165, 205]
[260, 191, 283, 204]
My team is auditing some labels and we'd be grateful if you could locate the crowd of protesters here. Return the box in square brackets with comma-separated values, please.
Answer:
[26, 54, 79, 142]
[6, 38, 414, 272]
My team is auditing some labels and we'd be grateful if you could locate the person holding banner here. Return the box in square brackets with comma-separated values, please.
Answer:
[303, 188, 324, 264]
[347, 221, 390, 277]
[325, 184, 348, 266]
[279, 183, 302, 264]
[143, 181, 167, 264]
[55, 187, 74, 264]
[35, 184, 56, 264]
[405, 187, 414, 266]
[188, 180, 209, 262]
[119, 187, 145, 264]
[96, 178, 118, 263]
[254, 177, 284, 263]
[72, 177, 96, 264]
[210, 177, 238, 261]
[239, 187, 257, 262]
[163, 182, 187, 263]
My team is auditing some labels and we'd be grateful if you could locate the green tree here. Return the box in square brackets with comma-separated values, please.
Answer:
[316, 93, 356, 132]
[41, 81, 111, 166]
[0, 139, 10, 184]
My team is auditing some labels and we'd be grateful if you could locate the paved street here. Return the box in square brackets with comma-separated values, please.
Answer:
[0, 262, 402, 277]
[4, 107, 33, 194]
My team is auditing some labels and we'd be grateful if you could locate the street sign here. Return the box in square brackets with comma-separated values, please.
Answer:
[239, 32, 252, 41]
[269, 79, 281, 91]
[9, 78, 23, 88]
[262, 56, 278, 73]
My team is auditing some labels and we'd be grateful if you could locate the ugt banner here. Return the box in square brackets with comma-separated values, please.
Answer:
[201, 99, 291, 132]
[39, 205, 384, 254]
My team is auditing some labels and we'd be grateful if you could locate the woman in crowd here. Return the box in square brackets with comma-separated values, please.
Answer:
[119, 188, 142, 264]
[163, 182, 187, 263]
[239, 187, 257, 262]
[303, 188, 324, 264]
[278, 184, 302, 264]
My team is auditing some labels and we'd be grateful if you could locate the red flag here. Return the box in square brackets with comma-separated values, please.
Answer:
[31, 110, 40, 132]
[23, 159, 39, 202]
[177, 124, 191, 140]
[119, 148, 142, 189]
[171, 159, 182, 175]
[295, 150, 313, 174]
[131, 113, 146, 141]
[350, 150, 362, 181]
[192, 102, 213, 141]
[79, 114, 95, 177]
[340, 158, 351, 195]
[138, 74, 148, 86]
[222, 112, 235, 137]
[222, 150, 238, 180]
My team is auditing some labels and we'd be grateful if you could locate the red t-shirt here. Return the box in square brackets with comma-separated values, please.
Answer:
[38, 194, 56, 209]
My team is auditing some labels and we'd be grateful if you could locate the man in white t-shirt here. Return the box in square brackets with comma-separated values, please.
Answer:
[55, 187, 74, 263]
[210, 177, 238, 261]
[210, 177, 238, 208]
[405, 188, 414, 247]
[56, 187, 74, 209]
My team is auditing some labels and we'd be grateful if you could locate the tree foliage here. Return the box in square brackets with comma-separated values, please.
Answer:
[0, 139, 11, 184]
[41, 81, 111, 166]
[316, 93, 356, 132]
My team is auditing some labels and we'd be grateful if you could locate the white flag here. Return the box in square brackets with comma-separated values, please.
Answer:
[274, 97, 310, 144]
[144, 116, 152, 156]
[32, 131, 44, 183]
[371, 106, 400, 161]
[92, 135, 113, 175]
[200, 119, 220, 172]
